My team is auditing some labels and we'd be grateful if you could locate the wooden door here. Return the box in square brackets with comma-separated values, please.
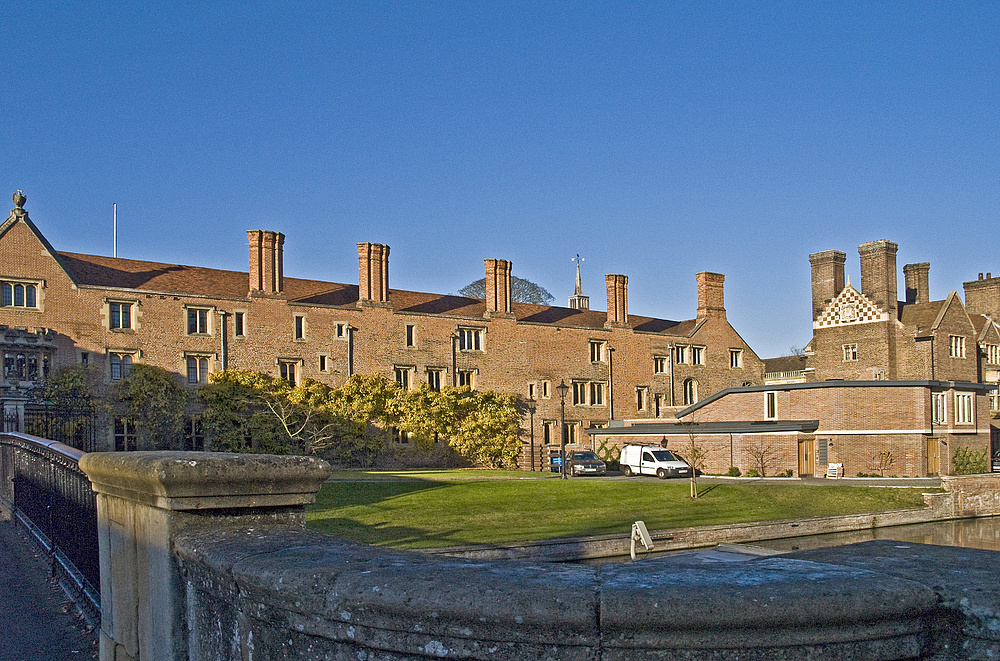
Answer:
[927, 438, 940, 476]
[798, 439, 814, 476]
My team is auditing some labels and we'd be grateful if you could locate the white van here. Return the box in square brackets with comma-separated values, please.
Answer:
[620, 445, 691, 479]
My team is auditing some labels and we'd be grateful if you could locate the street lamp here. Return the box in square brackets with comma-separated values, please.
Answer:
[556, 380, 570, 479]
[450, 332, 460, 386]
[527, 397, 537, 471]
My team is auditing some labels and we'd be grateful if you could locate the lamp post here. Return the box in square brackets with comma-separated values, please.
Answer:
[450, 332, 460, 386]
[556, 380, 570, 479]
[527, 397, 537, 471]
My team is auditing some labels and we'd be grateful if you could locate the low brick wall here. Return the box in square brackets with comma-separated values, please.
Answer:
[79, 454, 1000, 661]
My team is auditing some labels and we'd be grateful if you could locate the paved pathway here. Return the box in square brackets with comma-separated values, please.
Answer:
[0, 518, 99, 661]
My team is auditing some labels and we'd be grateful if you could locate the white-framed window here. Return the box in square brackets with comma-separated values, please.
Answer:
[674, 345, 687, 364]
[109, 301, 134, 330]
[185, 355, 211, 384]
[843, 344, 858, 361]
[950, 335, 966, 358]
[730, 349, 743, 368]
[683, 378, 698, 405]
[278, 360, 299, 386]
[653, 356, 667, 373]
[458, 370, 475, 388]
[458, 327, 483, 351]
[932, 392, 946, 424]
[186, 307, 212, 335]
[986, 344, 1000, 365]
[955, 393, 974, 424]
[109, 352, 135, 381]
[294, 314, 305, 341]
[636, 387, 647, 411]
[234, 311, 246, 338]
[690, 346, 705, 365]
[405, 324, 416, 347]
[1, 279, 40, 309]
[765, 391, 777, 419]
[590, 340, 606, 363]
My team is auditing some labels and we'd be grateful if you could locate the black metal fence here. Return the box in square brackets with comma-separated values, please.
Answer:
[0, 432, 100, 623]
[22, 404, 99, 453]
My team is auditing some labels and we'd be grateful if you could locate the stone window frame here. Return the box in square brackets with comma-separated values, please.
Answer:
[184, 305, 215, 336]
[426, 368, 444, 391]
[843, 344, 858, 362]
[589, 340, 606, 363]
[653, 356, 667, 373]
[931, 392, 947, 425]
[293, 314, 306, 341]
[335, 323, 349, 340]
[108, 349, 138, 382]
[949, 335, 966, 359]
[983, 343, 1000, 366]
[683, 378, 698, 405]
[318, 354, 329, 373]
[540, 380, 551, 399]
[233, 310, 247, 338]
[184, 352, 214, 385]
[0, 277, 44, 311]
[277, 358, 302, 387]
[729, 348, 743, 369]
[765, 391, 777, 419]
[394, 365, 415, 390]
[457, 369, 477, 388]
[457, 326, 485, 352]
[689, 346, 706, 365]
[107, 298, 139, 332]
[674, 345, 688, 365]
[636, 386, 648, 412]
[405, 324, 416, 348]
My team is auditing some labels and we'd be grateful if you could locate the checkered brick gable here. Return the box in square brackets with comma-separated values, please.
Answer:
[814, 283, 889, 329]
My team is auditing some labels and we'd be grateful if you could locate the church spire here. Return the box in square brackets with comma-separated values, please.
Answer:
[568, 254, 590, 310]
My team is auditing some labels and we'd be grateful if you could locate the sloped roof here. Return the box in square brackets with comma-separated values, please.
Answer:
[898, 300, 946, 334]
[54, 251, 700, 335]
[763, 354, 808, 373]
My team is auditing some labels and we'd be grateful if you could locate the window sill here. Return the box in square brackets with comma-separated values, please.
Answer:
[110, 328, 135, 334]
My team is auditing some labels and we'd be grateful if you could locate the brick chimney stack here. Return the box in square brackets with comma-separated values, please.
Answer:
[605, 274, 628, 326]
[809, 250, 846, 320]
[484, 259, 513, 316]
[859, 240, 898, 316]
[248, 230, 284, 296]
[696, 272, 726, 319]
[358, 243, 390, 304]
[903, 262, 930, 304]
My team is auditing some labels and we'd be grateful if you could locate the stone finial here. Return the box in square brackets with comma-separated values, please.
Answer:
[12, 190, 25, 209]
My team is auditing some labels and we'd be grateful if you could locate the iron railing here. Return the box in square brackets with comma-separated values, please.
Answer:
[22, 404, 99, 453]
[0, 432, 100, 624]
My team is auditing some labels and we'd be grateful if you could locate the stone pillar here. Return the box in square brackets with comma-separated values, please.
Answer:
[79, 451, 330, 661]
[2, 389, 28, 432]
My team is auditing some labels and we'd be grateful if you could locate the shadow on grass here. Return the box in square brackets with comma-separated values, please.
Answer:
[697, 484, 720, 498]
[310, 478, 446, 509]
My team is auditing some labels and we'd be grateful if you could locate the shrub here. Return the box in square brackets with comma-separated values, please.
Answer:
[726, 466, 742, 477]
[780, 469, 794, 478]
[745, 468, 760, 478]
[952, 447, 989, 475]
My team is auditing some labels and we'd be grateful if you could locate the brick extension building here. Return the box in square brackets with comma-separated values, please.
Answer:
[592, 239, 996, 477]
[0, 192, 764, 463]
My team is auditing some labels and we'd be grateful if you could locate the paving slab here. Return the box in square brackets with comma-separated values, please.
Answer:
[0, 519, 98, 661]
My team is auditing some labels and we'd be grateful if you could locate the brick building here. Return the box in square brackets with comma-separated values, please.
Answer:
[0, 192, 764, 462]
[592, 239, 995, 477]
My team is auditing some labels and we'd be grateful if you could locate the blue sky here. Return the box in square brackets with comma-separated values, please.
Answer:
[5, 2, 999, 359]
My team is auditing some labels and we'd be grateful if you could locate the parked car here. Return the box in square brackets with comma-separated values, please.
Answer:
[620, 444, 691, 479]
[566, 451, 607, 476]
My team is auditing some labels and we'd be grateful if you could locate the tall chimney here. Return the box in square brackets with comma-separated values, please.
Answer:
[859, 240, 898, 316]
[248, 230, 284, 295]
[808, 250, 846, 320]
[358, 243, 390, 304]
[605, 274, 628, 326]
[696, 272, 725, 319]
[903, 262, 930, 304]
[484, 259, 512, 316]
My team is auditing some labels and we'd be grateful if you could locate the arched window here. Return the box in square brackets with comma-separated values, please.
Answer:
[683, 378, 698, 405]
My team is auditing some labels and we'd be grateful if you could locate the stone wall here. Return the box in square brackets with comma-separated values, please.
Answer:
[80, 452, 1000, 661]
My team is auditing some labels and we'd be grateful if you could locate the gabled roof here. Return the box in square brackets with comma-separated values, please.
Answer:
[814, 283, 888, 329]
[2, 209, 79, 286]
[763, 354, 808, 373]
[52, 250, 702, 334]
[899, 291, 968, 338]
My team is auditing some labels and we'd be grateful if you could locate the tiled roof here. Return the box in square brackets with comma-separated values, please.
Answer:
[763, 355, 808, 373]
[55, 251, 698, 335]
[898, 300, 946, 332]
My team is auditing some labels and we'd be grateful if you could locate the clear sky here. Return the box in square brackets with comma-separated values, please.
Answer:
[5, 2, 999, 359]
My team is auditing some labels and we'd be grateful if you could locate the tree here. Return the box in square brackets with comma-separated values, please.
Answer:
[680, 422, 709, 499]
[115, 364, 188, 450]
[747, 438, 777, 477]
[459, 276, 555, 305]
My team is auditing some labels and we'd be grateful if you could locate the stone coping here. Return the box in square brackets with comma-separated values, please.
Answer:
[176, 526, 946, 659]
[79, 451, 331, 510]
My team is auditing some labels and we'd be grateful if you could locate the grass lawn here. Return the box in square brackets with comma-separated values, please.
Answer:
[305, 473, 932, 550]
